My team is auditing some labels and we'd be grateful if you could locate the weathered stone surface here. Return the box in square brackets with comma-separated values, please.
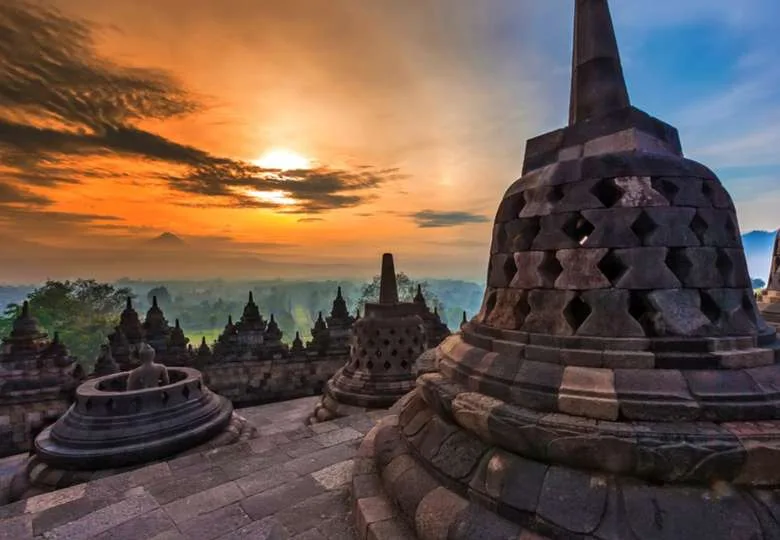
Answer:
[537, 467, 608, 534]
[555, 249, 611, 290]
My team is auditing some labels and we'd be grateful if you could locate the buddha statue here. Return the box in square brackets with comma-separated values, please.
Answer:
[126, 343, 169, 391]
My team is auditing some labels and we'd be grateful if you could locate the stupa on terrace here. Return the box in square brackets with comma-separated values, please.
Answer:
[760, 230, 780, 328]
[353, 1, 780, 539]
[310, 254, 426, 423]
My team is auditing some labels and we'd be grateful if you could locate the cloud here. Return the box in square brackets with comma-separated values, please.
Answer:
[297, 217, 324, 223]
[0, 1, 396, 215]
[0, 181, 51, 205]
[409, 210, 489, 228]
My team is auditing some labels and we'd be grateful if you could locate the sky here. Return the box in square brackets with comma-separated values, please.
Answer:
[0, 0, 778, 284]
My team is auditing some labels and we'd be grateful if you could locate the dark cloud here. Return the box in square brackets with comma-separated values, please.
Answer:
[297, 217, 325, 223]
[0, 1, 396, 213]
[409, 210, 489, 228]
[0, 181, 51, 205]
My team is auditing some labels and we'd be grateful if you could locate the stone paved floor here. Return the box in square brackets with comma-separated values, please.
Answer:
[0, 396, 390, 540]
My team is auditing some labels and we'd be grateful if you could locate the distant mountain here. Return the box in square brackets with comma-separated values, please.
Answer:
[743, 230, 778, 281]
[146, 232, 187, 249]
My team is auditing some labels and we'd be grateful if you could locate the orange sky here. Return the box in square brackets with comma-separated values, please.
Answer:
[0, 0, 574, 283]
[1, 0, 777, 283]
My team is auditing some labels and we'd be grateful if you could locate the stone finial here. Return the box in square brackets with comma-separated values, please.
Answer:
[568, 0, 630, 125]
[461, 311, 468, 328]
[355, 308, 361, 320]
[413, 284, 426, 306]
[152, 295, 158, 308]
[248, 291, 254, 304]
[175, 319, 181, 329]
[378, 253, 399, 304]
[126, 297, 132, 310]
[21, 300, 30, 317]
[228, 315, 233, 326]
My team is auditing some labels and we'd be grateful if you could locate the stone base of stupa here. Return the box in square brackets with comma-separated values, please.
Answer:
[353, 329, 780, 539]
[308, 371, 416, 424]
[7, 411, 256, 502]
[760, 302, 780, 330]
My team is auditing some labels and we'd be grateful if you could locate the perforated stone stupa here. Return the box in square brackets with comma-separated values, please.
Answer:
[310, 254, 426, 423]
[760, 230, 780, 328]
[353, 2, 780, 538]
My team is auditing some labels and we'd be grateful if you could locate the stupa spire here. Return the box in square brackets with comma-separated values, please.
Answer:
[568, 0, 630, 125]
[378, 253, 398, 304]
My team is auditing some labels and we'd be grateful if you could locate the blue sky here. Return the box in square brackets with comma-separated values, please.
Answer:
[592, 1, 780, 232]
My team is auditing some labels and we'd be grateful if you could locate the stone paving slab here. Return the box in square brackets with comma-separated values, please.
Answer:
[0, 397, 389, 540]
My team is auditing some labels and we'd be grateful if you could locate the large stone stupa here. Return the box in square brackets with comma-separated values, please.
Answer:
[352, 2, 780, 539]
[310, 254, 426, 423]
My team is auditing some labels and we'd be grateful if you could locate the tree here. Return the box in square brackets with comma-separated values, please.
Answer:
[753, 278, 767, 290]
[0, 280, 133, 370]
[358, 273, 443, 312]
[147, 286, 172, 306]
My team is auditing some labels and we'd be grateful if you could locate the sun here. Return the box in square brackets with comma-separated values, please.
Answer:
[244, 189, 297, 206]
[253, 148, 312, 171]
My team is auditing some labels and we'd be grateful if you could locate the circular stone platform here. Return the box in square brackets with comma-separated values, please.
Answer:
[35, 367, 233, 470]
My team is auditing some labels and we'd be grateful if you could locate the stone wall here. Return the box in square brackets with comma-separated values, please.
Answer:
[0, 398, 71, 458]
[202, 355, 348, 406]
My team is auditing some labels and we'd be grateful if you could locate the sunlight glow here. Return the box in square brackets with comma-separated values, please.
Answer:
[253, 148, 312, 171]
[245, 189, 298, 206]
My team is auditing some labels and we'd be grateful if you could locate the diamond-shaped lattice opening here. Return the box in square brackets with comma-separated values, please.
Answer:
[630, 211, 658, 242]
[398, 338, 405, 346]
[105, 398, 114, 411]
[539, 252, 564, 284]
[360, 349, 367, 357]
[690, 212, 708, 242]
[725, 214, 738, 242]
[376, 350, 383, 358]
[407, 348, 414, 356]
[628, 291, 653, 336]
[564, 295, 592, 333]
[482, 290, 498, 320]
[390, 329, 396, 335]
[391, 349, 398, 357]
[355, 360, 361, 369]
[412, 337, 419, 345]
[182, 385, 190, 399]
[547, 185, 566, 204]
[598, 250, 628, 284]
[161, 391, 169, 405]
[383, 361, 392, 370]
[383, 339, 390, 346]
[401, 360, 410, 370]
[196, 381, 202, 391]
[131, 396, 142, 412]
[716, 249, 734, 279]
[367, 340, 375, 347]
[590, 178, 624, 207]
[85, 398, 92, 411]
[665, 248, 692, 283]
[562, 214, 595, 245]
[367, 360, 374, 369]
[503, 256, 518, 284]
[375, 330, 381, 336]
[651, 177, 680, 204]
[701, 182, 715, 204]
[699, 291, 722, 324]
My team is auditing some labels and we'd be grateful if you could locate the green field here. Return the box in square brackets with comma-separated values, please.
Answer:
[184, 328, 223, 346]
